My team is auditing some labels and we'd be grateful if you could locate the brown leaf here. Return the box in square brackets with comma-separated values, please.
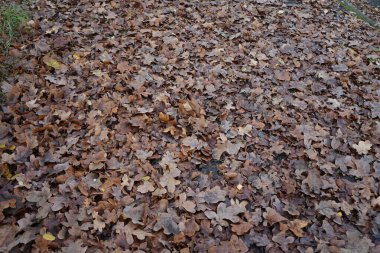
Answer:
[340, 230, 374, 253]
[0, 224, 17, 247]
[123, 203, 147, 225]
[208, 235, 248, 253]
[137, 181, 155, 193]
[263, 207, 288, 226]
[302, 169, 323, 195]
[178, 193, 196, 213]
[61, 240, 88, 253]
[182, 217, 200, 237]
[275, 70, 291, 81]
[196, 186, 226, 204]
[289, 219, 309, 237]
[204, 200, 247, 226]
[153, 209, 180, 235]
[115, 222, 153, 244]
[159, 112, 170, 123]
[213, 141, 244, 160]
[231, 221, 253, 235]
[272, 231, 295, 251]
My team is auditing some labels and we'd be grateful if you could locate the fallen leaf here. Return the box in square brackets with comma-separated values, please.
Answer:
[263, 207, 288, 226]
[153, 209, 180, 235]
[204, 200, 247, 226]
[42, 55, 61, 69]
[352, 140, 372, 155]
[289, 219, 309, 237]
[42, 232, 55, 241]
[213, 141, 244, 159]
[275, 70, 291, 81]
[137, 181, 155, 193]
[231, 221, 253, 235]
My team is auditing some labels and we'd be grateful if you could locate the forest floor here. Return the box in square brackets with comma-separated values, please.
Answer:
[0, 0, 379, 252]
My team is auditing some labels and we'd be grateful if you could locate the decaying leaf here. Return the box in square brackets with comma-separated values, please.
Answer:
[42, 55, 61, 69]
[289, 219, 309, 237]
[263, 207, 288, 226]
[153, 209, 180, 235]
[3, 0, 379, 251]
[115, 222, 153, 244]
[137, 180, 155, 193]
[204, 200, 247, 226]
[213, 141, 244, 160]
[352, 140, 372, 155]
[231, 221, 253, 235]
[196, 186, 227, 204]
[208, 235, 248, 253]
[340, 230, 374, 253]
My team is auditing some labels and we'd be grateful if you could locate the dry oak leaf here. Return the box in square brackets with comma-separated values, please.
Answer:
[231, 221, 253, 235]
[135, 150, 153, 162]
[196, 186, 226, 204]
[302, 169, 323, 195]
[289, 219, 309, 237]
[182, 135, 207, 150]
[159, 112, 170, 123]
[123, 203, 146, 225]
[153, 209, 180, 235]
[275, 70, 291, 81]
[208, 235, 248, 253]
[238, 125, 252, 136]
[204, 200, 247, 226]
[137, 181, 155, 194]
[160, 173, 181, 194]
[181, 217, 200, 237]
[0, 199, 16, 221]
[115, 221, 153, 244]
[0, 224, 17, 247]
[316, 200, 340, 218]
[352, 140, 372, 155]
[61, 240, 87, 253]
[272, 231, 295, 252]
[213, 141, 244, 160]
[159, 152, 181, 193]
[92, 211, 105, 232]
[178, 193, 196, 213]
[26, 184, 51, 206]
[340, 230, 374, 253]
[263, 207, 288, 226]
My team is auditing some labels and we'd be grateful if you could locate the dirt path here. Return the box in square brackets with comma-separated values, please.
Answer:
[0, 1, 379, 252]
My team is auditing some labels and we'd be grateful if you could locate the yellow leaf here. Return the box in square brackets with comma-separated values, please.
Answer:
[1, 164, 12, 180]
[42, 232, 55, 241]
[0, 143, 6, 149]
[10, 173, 20, 180]
[43, 56, 61, 69]
[73, 53, 81, 60]
[9, 145, 16, 151]
[142, 176, 150, 181]
[337, 211, 343, 218]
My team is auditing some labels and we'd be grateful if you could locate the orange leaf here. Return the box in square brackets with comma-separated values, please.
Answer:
[159, 112, 170, 123]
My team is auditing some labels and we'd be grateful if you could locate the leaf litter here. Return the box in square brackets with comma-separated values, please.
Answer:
[0, 0, 379, 252]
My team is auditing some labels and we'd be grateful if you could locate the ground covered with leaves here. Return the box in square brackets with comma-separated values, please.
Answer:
[0, 0, 379, 252]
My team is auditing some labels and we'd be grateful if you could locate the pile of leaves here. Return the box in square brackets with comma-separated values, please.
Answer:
[0, 0, 379, 252]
